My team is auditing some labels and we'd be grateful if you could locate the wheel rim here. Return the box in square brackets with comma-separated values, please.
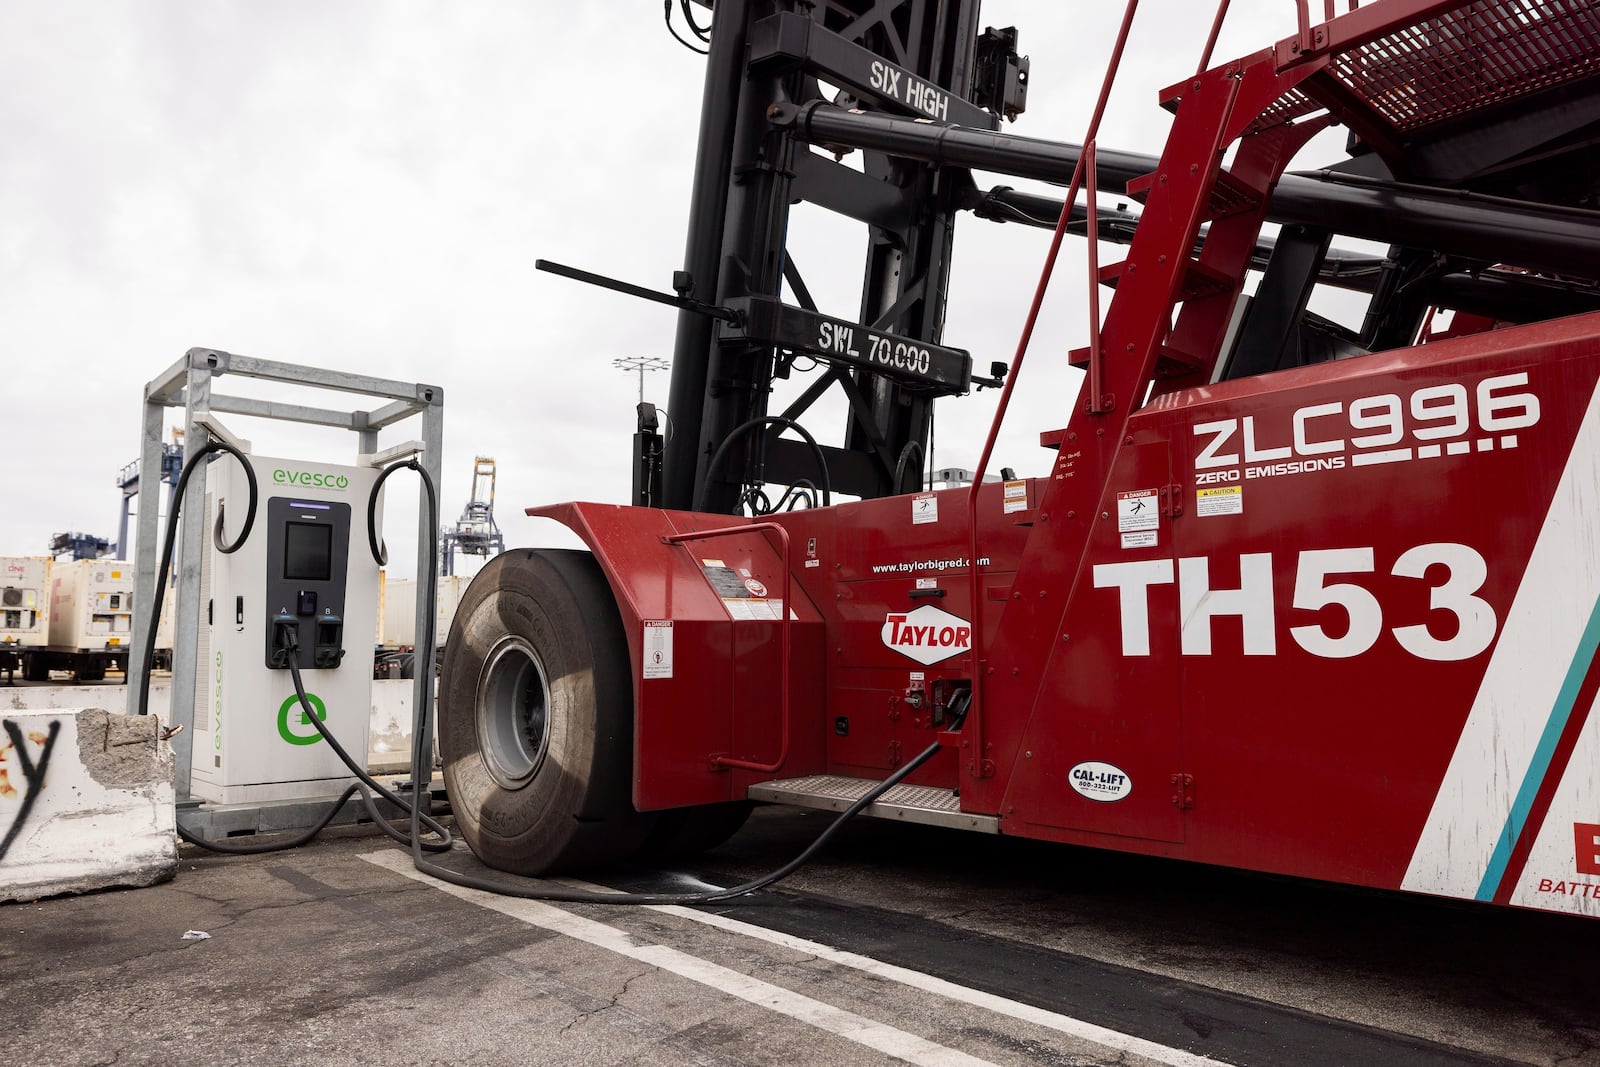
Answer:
[475, 635, 552, 790]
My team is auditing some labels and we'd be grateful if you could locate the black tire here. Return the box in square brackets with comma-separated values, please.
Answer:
[439, 548, 655, 874]
[22, 657, 49, 683]
[76, 661, 106, 682]
[635, 801, 754, 863]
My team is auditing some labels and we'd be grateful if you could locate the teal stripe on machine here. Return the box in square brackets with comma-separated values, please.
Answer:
[1474, 595, 1600, 901]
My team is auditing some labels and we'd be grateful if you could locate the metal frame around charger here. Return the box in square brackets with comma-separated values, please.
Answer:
[133, 347, 444, 803]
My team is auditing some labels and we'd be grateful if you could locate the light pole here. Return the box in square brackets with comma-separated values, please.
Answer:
[612, 355, 671, 405]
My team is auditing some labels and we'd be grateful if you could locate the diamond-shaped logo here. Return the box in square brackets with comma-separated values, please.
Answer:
[880, 604, 973, 666]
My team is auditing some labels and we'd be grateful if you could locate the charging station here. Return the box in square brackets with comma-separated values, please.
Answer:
[133, 348, 443, 832]
[188, 451, 382, 804]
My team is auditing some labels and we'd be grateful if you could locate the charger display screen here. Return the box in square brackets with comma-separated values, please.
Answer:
[283, 522, 333, 581]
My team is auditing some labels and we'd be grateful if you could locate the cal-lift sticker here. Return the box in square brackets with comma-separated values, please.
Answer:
[1068, 760, 1132, 802]
[1117, 488, 1158, 549]
[643, 620, 673, 679]
[1196, 485, 1243, 517]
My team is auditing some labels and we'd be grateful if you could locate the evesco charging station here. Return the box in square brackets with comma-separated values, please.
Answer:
[131, 350, 442, 833]
[189, 452, 382, 804]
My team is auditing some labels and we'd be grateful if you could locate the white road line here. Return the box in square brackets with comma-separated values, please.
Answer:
[573, 882, 1231, 1067]
[360, 851, 997, 1067]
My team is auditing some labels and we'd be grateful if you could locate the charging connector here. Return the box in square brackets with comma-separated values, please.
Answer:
[313, 615, 345, 668]
[268, 615, 298, 669]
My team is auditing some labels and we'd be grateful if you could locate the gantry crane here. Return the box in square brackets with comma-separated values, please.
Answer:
[440, 457, 506, 577]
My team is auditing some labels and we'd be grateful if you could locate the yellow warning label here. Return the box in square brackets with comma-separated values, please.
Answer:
[1196, 485, 1243, 517]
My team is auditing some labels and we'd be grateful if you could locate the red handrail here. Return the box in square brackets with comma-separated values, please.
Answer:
[964, 0, 1143, 766]
[1296, 0, 1362, 53]
[1084, 140, 1107, 415]
[664, 520, 792, 773]
[1195, 0, 1234, 77]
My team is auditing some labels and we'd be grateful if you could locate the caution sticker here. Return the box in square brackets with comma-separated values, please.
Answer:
[1002, 479, 1028, 514]
[1196, 485, 1243, 517]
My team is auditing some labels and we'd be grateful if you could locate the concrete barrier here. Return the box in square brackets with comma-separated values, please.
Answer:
[4, 678, 171, 719]
[5, 677, 424, 776]
[0, 708, 177, 902]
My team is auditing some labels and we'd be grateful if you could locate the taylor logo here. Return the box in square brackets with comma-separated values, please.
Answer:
[881, 604, 972, 666]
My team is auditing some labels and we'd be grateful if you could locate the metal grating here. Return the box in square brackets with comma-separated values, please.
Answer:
[748, 773, 1000, 832]
[1205, 169, 1267, 219]
[1329, 0, 1600, 132]
[1251, 85, 1327, 131]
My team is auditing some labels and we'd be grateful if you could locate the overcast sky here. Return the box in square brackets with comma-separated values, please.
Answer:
[0, 0, 1337, 580]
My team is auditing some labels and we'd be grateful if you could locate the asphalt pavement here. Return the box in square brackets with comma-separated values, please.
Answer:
[3, 808, 1596, 1066]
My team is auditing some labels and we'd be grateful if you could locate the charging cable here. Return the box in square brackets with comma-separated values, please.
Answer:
[377, 458, 960, 905]
[134, 440, 450, 855]
[141, 443, 957, 900]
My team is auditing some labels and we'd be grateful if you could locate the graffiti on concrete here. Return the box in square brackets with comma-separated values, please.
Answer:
[0, 718, 61, 863]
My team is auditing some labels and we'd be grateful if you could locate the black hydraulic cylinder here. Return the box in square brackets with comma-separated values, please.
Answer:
[770, 100, 1600, 281]
[664, 0, 752, 512]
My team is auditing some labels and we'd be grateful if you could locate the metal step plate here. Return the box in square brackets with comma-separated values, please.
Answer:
[748, 774, 999, 833]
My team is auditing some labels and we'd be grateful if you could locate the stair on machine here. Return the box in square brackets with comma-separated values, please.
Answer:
[748, 774, 998, 834]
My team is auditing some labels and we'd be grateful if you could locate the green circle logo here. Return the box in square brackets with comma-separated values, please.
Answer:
[277, 692, 328, 746]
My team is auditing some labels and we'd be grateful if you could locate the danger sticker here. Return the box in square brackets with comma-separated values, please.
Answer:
[1117, 489, 1158, 533]
[1196, 485, 1243, 517]
[912, 493, 938, 525]
[643, 620, 673, 679]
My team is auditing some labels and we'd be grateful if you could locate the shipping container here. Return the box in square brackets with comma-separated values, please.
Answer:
[49, 558, 135, 651]
[0, 556, 52, 649]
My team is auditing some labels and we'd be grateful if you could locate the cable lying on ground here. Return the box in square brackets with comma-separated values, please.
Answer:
[156, 449, 954, 902]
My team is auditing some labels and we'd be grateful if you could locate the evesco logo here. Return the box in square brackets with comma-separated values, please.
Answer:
[881, 604, 972, 666]
[273, 468, 349, 490]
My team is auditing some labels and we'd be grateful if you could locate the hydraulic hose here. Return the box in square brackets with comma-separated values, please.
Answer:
[893, 440, 925, 495]
[694, 415, 832, 513]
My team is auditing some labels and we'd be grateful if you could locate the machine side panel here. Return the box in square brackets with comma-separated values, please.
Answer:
[999, 443, 1185, 843]
[529, 502, 827, 810]
[990, 315, 1600, 911]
